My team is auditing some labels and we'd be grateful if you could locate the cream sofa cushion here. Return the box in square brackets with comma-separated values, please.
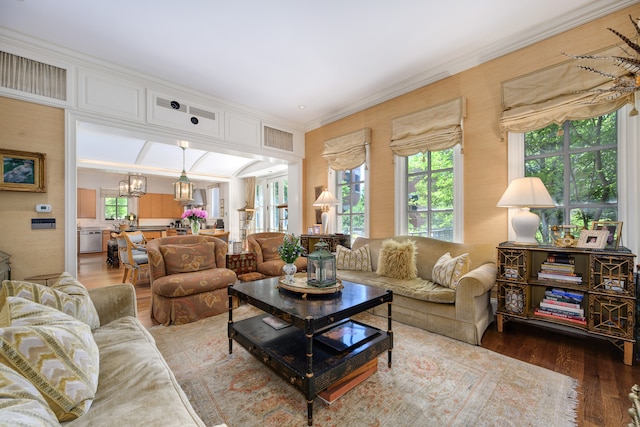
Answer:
[1, 272, 100, 330]
[376, 239, 417, 280]
[336, 244, 372, 271]
[432, 252, 470, 289]
[0, 296, 99, 422]
[0, 363, 60, 427]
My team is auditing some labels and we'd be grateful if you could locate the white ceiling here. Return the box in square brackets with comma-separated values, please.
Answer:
[1, 0, 635, 181]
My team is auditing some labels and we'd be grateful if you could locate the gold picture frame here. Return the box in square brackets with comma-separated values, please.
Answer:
[591, 221, 623, 250]
[0, 149, 46, 193]
[577, 229, 609, 249]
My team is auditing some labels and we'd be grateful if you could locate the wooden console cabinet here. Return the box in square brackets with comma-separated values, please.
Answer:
[300, 234, 350, 254]
[496, 242, 636, 365]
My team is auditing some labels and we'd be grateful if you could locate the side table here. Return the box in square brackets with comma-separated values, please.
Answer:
[226, 252, 257, 275]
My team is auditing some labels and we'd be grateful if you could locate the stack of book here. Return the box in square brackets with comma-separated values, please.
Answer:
[537, 253, 582, 284]
[534, 289, 586, 325]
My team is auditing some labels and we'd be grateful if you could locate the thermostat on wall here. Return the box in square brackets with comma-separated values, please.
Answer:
[35, 204, 51, 212]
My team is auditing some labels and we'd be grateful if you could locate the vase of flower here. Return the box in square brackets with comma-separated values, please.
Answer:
[182, 208, 208, 236]
[278, 234, 304, 284]
[190, 220, 200, 235]
[282, 263, 297, 284]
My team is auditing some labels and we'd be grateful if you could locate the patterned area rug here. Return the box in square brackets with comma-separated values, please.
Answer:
[150, 306, 578, 427]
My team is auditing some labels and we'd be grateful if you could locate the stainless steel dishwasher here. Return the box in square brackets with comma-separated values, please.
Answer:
[79, 229, 103, 253]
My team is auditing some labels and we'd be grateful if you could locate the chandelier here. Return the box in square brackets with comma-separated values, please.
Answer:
[174, 146, 193, 202]
[119, 173, 147, 198]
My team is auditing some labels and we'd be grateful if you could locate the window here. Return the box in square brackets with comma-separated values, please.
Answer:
[525, 112, 618, 243]
[405, 149, 454, 241]
[268, 176, 287, 232]
[336, 164, 366, 240]
[209, 187, 220, 218]
[254, 182, 265, 232]
[104, 196, 128, 220]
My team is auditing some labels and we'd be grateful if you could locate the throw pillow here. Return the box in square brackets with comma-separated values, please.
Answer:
[160, 242, 217, 275]
[432, 252, 470, 289]
[0, 296, 99, 422]
[0, 364, 60, 427]
[256, 236, 283, 261]
[336, 244, 372, 272]
[376, 239, 418, 280]
[1, 272, 100, 330]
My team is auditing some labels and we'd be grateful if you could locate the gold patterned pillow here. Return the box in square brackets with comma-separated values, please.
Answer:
[432, 252, 470, 289]
[256, 236, 283, 261]
[0, 363, 60, 426]
[1, 272, 100, 330]
[160, 242, 217, 275]
[336, 244, 372, 271]
[0, 296, 99, 422]
[376, 240, 418, 280]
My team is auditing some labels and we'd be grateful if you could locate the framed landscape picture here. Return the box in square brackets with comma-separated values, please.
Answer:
[0, 149, 46, 193]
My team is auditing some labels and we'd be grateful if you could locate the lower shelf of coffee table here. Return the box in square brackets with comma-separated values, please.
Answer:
[229, 313, 391, 394]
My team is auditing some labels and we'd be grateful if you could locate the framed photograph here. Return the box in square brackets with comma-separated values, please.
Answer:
[313, 225, 321, 235]
[576, 229, 609, 249]
[591, 221, 623, 249]
[0, 149, 46, 192]
[307, 226, 314, 235]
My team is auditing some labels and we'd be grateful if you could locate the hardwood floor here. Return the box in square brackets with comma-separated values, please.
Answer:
[77, 252, 640, 426]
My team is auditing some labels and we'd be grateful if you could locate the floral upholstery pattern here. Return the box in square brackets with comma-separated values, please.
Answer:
[432, 252, 470, 289]
[255, 236, 282, 261]
[147, 235, 237, 326]
[160, 242, 217, 274]
[247, 232, 308, 277]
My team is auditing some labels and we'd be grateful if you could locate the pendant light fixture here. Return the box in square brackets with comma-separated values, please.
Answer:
[119, 173, 147, 198]
[174, 145, 193, 202]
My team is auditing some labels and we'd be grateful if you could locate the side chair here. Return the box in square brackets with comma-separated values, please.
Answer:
[114, 231, 150, 285]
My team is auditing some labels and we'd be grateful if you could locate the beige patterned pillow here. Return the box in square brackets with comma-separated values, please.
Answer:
[0, 296, 99, 422]
[376, 239, 418, 280]
[160, 242, 217, 274]
[432, 252, 470, 289]
[1, 272, 100, 330]
[0, 363, 60, 427]
[256, 236, 284, 261]
[336, 244, 372, 271]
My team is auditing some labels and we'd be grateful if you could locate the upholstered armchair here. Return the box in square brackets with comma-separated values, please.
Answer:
[146, 235, 237, 325]
[247, 232, 307, 277]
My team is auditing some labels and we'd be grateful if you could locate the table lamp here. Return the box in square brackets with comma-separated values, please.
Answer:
[313, 189, 339, 235]
[496, 177, 555, 245]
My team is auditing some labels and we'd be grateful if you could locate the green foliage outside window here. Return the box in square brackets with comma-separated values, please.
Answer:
[407, 149, 454, 241]
[525, 112, 618, 243]
[104, 197, 128, 220]
[337, 164, 365, 241]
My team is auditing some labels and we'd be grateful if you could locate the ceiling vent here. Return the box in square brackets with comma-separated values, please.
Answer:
[263, 126, 294, 152]
[156, 97, 216, 121]
[0, 51, 67, 100]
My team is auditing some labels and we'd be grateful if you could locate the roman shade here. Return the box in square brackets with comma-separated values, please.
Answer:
[500, 44, 635, 134]
[322, 128, 371, 171]
[390, 97, 466, 156]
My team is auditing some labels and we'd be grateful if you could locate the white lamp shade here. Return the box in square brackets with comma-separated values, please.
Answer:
[313, 190, 339, 207]
[497, 177, 555, 245]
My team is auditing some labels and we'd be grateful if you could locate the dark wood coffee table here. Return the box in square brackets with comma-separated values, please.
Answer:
[228, 277, 393, 426]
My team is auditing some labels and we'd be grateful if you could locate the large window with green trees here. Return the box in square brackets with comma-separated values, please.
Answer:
[525, 112, 618, 243]
[268, 176, 287, 232]
[336, 164, 365, 240]
[104, 196, 128, 220]
[406, 149, 454, 241]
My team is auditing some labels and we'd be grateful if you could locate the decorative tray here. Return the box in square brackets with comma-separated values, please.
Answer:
[278, 273, 343, 295]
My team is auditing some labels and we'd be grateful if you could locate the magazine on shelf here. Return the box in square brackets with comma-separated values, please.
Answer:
[261, 315, 291, 330]
[534, 309, 586, 325]
[550, 288, 584, 300]
[315, 320, 380, 352]
[537, 272, 582, 283]
[539, 301, 584, 316]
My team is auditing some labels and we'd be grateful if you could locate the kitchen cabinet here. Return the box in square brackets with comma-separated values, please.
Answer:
[101, 230, 112, 252]
[77, 188, 96, 218]
[138, 193, 183, 219]
[143, 231, 162, 241]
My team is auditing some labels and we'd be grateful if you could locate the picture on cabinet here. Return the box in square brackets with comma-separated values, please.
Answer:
[577, 229, 608, 249]
[591, 221, 623, 250]
[0, 149, 46, 192]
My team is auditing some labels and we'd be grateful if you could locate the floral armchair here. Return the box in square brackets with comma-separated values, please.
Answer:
[247, 232, 307, 277]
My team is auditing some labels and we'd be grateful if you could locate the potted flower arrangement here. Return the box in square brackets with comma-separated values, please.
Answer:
[278, 234, 304, 283]
[182, 208, 208, 235]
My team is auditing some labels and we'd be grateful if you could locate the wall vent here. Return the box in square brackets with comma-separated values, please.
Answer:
[0, 51, 67, 100]
[189, 106, 215, 121]
[156, 97, 187, 112]
[156, 97, 216, 121]
[264, 126, 294, 152]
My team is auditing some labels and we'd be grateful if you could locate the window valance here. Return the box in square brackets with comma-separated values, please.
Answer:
[322, 128, 371, 171]
[390, 97, 466, 157]
[100, 188, 119, 198]
[500, 44, 635, 134]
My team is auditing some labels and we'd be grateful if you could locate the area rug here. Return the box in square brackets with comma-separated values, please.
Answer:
[150, 306, 578, 427]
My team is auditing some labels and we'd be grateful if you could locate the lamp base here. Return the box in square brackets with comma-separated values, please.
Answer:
[321, 211, 329, 235]
[511, 207, 540, 245]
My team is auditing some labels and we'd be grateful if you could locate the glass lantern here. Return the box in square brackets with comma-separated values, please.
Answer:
[307, 241, 337, 287]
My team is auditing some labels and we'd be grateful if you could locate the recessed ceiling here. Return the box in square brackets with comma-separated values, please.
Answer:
[0, 0, 633, 129]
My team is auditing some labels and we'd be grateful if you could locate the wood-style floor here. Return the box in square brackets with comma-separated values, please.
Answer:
[77, 252, 640, 427]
